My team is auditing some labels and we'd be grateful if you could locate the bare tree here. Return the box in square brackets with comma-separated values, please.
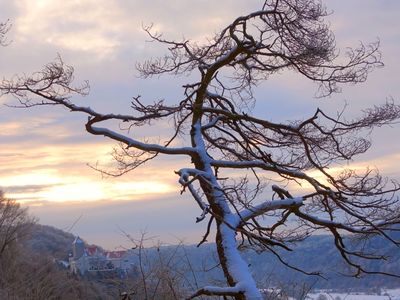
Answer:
[2, 0, 400, 299]
[0, 191, 35, 260]
[0, 191, 36, 296]
[0, 194, 111, 299]
[116, 232, 198, 300]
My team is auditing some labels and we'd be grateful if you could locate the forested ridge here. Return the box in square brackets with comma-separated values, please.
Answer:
[25, 225, 400, 292]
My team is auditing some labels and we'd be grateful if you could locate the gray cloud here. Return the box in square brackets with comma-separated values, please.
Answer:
[1, 183, 61, 194]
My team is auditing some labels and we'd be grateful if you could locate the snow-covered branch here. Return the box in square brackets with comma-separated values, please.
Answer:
[175, 168, 210, 222]
[86, 118, 195, 156]
[210, 159, 326, 192]
[186, 285, 242, 299]
[238, 197, 304, 222]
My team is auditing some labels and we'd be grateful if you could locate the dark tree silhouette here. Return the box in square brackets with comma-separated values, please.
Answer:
[2, 1, 400, 299]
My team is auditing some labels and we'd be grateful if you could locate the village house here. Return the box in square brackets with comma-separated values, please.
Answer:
[69, 236, 136, 276]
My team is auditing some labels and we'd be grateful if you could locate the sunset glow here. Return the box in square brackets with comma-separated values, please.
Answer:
[0, 0, 399, 248]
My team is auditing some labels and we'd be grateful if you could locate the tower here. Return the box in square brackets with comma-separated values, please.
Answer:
[72, 236, 85, 259]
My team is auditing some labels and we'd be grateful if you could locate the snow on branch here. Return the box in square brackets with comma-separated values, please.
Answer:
[176, 168, 210, 222]
[86, 118, 196, 156]
[238, 197, 304, 222]
[210, 158, 327, 192]
[186, 285, 242, 299]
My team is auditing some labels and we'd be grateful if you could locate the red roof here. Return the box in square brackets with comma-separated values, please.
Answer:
[105, 250, 127, 259]
[85, 246, 99, 256]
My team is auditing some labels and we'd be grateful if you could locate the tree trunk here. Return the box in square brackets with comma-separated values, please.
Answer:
[215, 218, 262, 300]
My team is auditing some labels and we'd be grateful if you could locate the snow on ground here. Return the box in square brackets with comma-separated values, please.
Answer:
[306, 288, 400, 300]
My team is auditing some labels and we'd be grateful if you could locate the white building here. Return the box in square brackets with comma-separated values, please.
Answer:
[69, 236, 135, 276]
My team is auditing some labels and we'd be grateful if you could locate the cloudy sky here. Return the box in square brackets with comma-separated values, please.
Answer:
[0, 0, 399, 249]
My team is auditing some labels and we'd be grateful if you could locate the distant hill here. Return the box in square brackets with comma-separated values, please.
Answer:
[244, 233, 400, 291]
[25, 224, 400, 292]
[1, 224, 113, 300]
[23, 224, 76, 260]
[138, 235, 400, 292]
[23, 224, 103, 261]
